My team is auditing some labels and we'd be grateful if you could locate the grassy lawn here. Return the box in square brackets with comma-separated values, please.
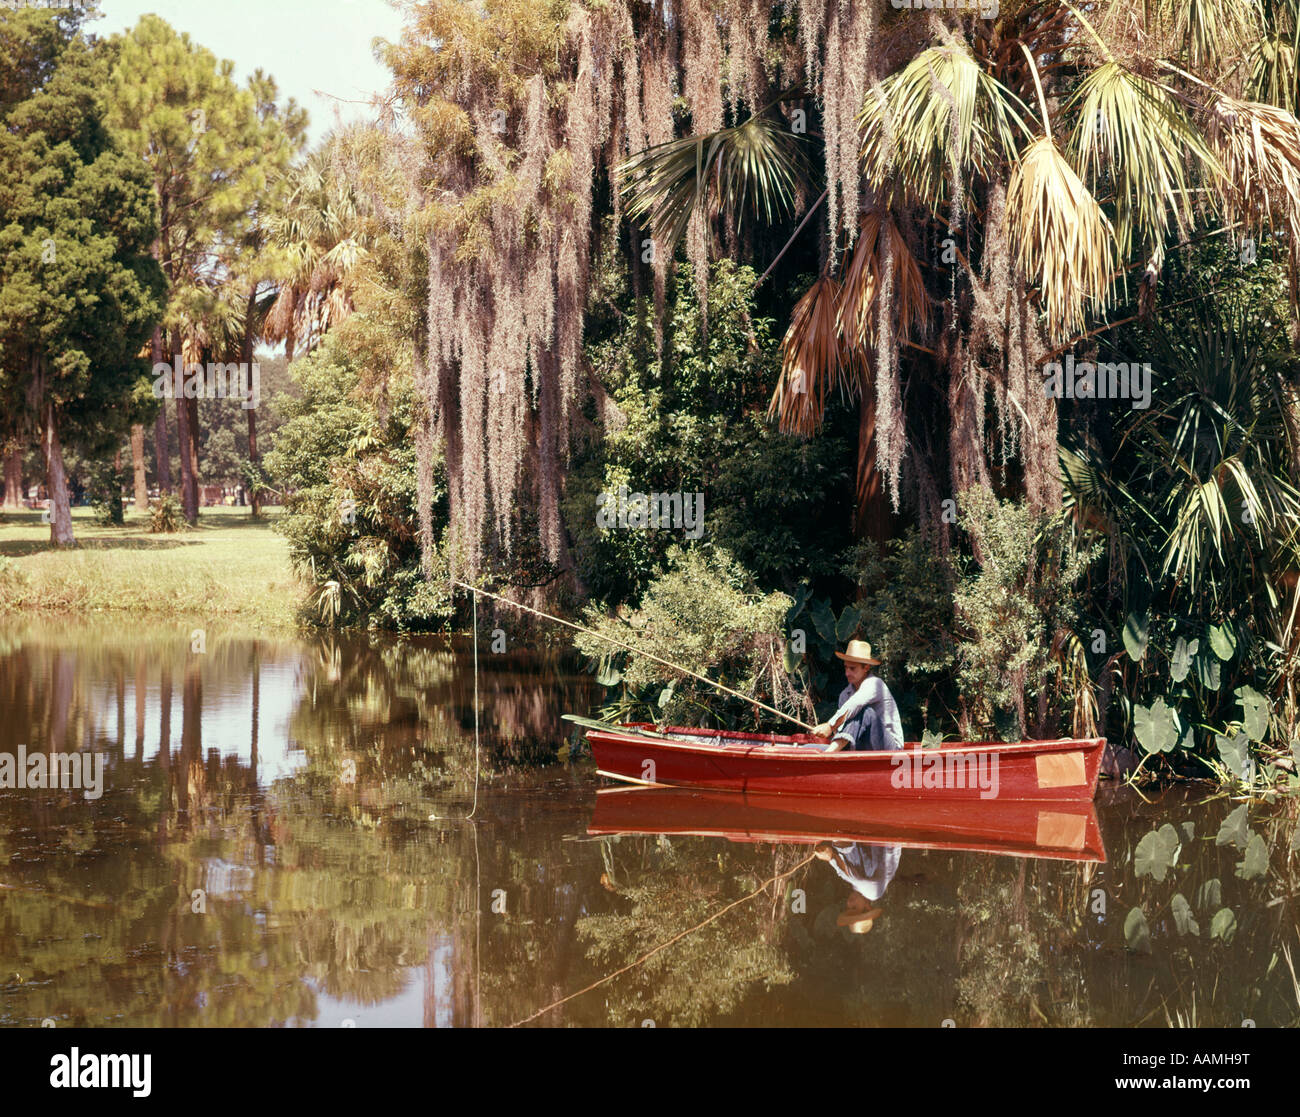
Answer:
[0, 505, 305, 628]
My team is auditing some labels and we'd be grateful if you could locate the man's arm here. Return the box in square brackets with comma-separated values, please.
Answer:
[813, 677, 881, 737]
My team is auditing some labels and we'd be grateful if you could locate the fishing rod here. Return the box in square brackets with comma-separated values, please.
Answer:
[450, 579, 815, 732]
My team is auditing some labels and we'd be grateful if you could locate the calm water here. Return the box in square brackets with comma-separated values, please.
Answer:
[1, 618, 1298, 1027]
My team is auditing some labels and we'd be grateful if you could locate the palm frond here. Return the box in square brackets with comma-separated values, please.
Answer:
[859, 43, 1031, 212]
[619, 99, 807, 253]
[1068, 61, 1220, 258]
[768, 275, 854, 437]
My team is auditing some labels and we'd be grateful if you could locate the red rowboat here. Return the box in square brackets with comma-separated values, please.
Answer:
[588, 786, 1106, 862]
[579, 721, 1106, 801]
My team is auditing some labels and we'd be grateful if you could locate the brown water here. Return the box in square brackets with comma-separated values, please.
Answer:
[1, 618, 1298, 1027]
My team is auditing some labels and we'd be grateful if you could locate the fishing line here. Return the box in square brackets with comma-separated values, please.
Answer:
[429, 588, 479, 822]
[450, 579, 814, 732]
[506, 849, 818, 1027]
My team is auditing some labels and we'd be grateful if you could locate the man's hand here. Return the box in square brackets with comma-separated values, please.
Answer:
[812, 722, 834, 738]
[822, 738, 846, 753]
[814, 842, 834, 861]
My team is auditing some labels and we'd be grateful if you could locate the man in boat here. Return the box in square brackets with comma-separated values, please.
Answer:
[811, 640, 904, 753]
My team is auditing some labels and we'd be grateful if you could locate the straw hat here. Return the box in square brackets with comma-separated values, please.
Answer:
[837, 906, 884, 934]
[835, 639, 881, 667]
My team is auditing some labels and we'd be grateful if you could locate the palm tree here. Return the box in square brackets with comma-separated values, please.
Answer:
[264, 144, 368, 362]
[619, 0, 1300, 543]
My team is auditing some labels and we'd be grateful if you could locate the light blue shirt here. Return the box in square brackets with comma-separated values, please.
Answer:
[831, 676, 904, 751]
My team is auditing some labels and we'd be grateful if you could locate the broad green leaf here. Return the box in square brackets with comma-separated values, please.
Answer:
[1133, 698, 1179, 753]
[1215, 732, 1250, 779]
[1197, 650, 1221, 691]
[657, 684, 675, 709]
[1123, 611, 1149, 662]
[836, 606, 862, 643]
[1210, 907, 1237, 942]
[1216, 804, 1250, 850]
[1208, 622, 1236, 661]
[809, 599, 838, 646]
[1171, 893, 1199, 936]
[1236, 685, 1271, 743]
[1124, 906, 1152, 953]
[921, 728, 944, 748]
[782, 646, 804, 673]
[1197, 878, 1222, 910]
[1179, 820, 1195, 842]
[1236, 832, 1269, 881]
[785, 583, 812, 626]
[1170, 637, 1192, 683]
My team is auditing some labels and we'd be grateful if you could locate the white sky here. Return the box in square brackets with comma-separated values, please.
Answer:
[91, 0, 408, 145]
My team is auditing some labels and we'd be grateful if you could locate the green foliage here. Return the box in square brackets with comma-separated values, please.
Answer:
[949, 487, 1098, 739]
[1062, 245, 1300, 771]
[566, 258, 852, 604]
[572, 546, 803, 730]
[148, 494, 184, 533]
[87, 460, 126, 526]
[264, 334, 453, 631]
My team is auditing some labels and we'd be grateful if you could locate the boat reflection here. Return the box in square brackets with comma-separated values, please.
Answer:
[587, 786, 1106, 863]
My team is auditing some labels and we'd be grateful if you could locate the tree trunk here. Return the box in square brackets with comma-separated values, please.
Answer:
[173, 331, 198, 523]
[152, 326, 171, 494]
[186, 394, 201, 510]
[175, 393, 196, 522]
[130, 423, 148, 511]
[2, 447, 22, 508]
[853, 380, 890, 546]
[242, 283, 262, 516]
[41, 401, 75, 546]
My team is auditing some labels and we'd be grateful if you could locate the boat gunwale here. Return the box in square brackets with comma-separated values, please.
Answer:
[587, 724, 1107, 761]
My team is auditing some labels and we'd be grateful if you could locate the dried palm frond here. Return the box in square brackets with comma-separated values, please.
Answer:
[1161, 0, 1262, 76]
[1203, 93, 1300, 295]
[837, 210, 928, 352]
[769, 275, 854, 437]
[1007, 135, 1117, 342]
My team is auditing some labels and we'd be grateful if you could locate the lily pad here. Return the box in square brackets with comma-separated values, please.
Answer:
[1236, 832, 1269, 881]
[1123, 611, 1149, 663]
[1171, 893, 1199, 937]
[1215, 732, 1250, 780]
[1236, 686, 1271, 743]
[1124, 906, 1152, 954]
[1216, 805, 1250, 850]
[1210, 907, 1237, 943]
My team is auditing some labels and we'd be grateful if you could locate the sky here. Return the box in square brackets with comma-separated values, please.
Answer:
[91, 0, 408, 145]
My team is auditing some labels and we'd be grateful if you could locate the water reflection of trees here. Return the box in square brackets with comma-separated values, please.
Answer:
[4, 621, 1300, 1027]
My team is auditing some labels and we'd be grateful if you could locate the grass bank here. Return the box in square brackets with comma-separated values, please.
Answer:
[0, 506, 304, 628]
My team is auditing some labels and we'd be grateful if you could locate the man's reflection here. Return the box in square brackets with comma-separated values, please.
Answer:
[815, 841, 901, 935]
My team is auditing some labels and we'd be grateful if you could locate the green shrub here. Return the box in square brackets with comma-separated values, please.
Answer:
[148, 494, 184, 533]
[573, 546, 806, 730]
